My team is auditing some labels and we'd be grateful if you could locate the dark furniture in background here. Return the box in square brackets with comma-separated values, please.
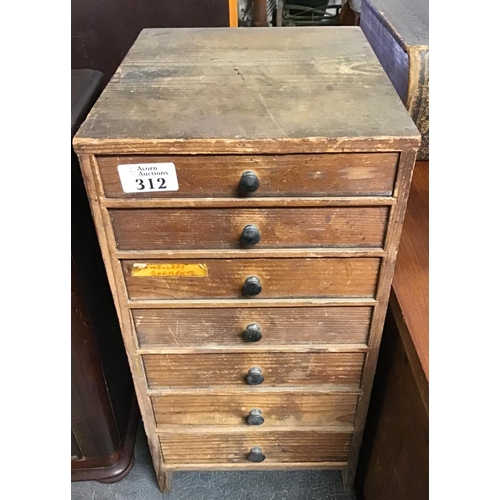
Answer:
[71, 0, 230, 83]
[71, 69, 139, 482]
[356, 161, 429, 500]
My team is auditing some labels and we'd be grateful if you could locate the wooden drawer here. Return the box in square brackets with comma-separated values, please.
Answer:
[152, 391, 358, 427]
[133, 306, 372, 347]
[97, 153, 398, 198]
[143, 352, 365, 388]
[122, 258, 380, 300]
[110, 207, 389, 250]
[159, 430, 352, 465]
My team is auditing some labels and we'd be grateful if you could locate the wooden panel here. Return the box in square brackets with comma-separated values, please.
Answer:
[391, 161, 429, 382]
[98, 153, 398, 198]
[356, 307, 429, 500]
[133, 306, 372, 347]
[159, 430, 352, 464]
[104, 198, 396, 209]
[111, 207, 389, 250]
[71, 258, 119, 459]
[342, 150, 417, 490]
[122, 258, 381, 300]
[152, 391, 358, 427]
[72, 28, 420, 155]
[143, 352, 365, 387]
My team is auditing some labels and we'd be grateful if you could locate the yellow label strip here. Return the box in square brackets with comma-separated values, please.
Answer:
[131, 263, 208, 277]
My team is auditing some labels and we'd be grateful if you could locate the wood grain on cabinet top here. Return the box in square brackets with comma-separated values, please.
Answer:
[72, 27, 420, 154]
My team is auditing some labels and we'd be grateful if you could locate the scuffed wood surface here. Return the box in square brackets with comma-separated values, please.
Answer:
[122, 258, 381, 300]
[391, 161, 428, 382]
[143, 352, 365, 387]
[98, 153, 398, 198]
[159, 430, 353, 464]
[133, 306, 372, 347]
[152, 391, 358, 427]
[73, 27, 420, 154]
[356, 307, 429, 500]
[103, 197, 396, 208]
[111, 207, 389, 250]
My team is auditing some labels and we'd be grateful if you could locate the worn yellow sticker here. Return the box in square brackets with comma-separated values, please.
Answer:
[131, 263, 208, 277]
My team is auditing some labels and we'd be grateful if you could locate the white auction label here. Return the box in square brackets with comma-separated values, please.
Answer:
[117, 163, 179, 193]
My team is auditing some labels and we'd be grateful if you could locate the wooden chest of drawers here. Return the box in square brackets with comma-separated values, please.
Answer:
[73, 27, 420, 492]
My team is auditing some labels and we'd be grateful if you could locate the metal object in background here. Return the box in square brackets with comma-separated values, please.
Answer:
[268, 0, 277, 22]
[253, 0, 268, 25]
[238, 0, 276, 26]
[277, 0, 342, 26]
[239, 0, 343, 26]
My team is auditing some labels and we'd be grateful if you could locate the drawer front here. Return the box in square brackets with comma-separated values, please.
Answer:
[111, 207, 389, 250]
[122, 258, 380, 300]
[159, 430, 352, 464]
[152, 392, 358, 427]
[143, 352, 365, 388]
[133, 306, 372, 347]
[97, 153, 398, 198]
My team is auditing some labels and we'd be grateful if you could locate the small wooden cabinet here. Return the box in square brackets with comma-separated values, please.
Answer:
[73, 27, 420, 492]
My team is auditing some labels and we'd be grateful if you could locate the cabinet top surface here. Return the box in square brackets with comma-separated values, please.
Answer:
[73, 27, 420, 153]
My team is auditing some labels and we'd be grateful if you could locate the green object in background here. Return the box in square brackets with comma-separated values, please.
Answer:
[281, 0, 341, 26]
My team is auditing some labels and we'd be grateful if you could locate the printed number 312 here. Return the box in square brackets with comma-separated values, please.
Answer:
[135, 178, 166, 190]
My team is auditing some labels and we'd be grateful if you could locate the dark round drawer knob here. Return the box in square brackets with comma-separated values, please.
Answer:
[246, 366, 264, 385]
[243, 323, 262, 342]
[239, 171, 260, 195]
[240, 224, 261, 246]
[246, 409, 265, 426]
[248, 446, 266, 462]
[242, 276, 262, 296]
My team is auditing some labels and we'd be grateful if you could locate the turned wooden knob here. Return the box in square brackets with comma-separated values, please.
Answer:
[246, 409, 265, 426]
[246, 366, 264, 385]
[238, 171, 260, 195]
[248, 446, 266, 462]
[240, 224, 261, 246]
[242, 276, 262, 296]
[243, 323, 262, 342]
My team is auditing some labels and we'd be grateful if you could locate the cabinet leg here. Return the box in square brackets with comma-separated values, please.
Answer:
[157, 469, 172, 493]
[341, 468, 354, 492]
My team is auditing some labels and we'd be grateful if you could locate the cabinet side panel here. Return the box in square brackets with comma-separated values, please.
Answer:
[344, 149, 417, 489]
